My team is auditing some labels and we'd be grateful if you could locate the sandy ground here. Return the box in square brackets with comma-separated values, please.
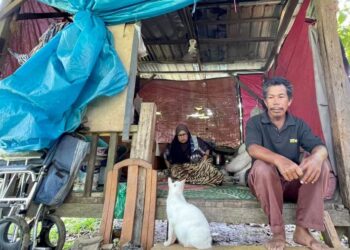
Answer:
[152, 220, 349, 248]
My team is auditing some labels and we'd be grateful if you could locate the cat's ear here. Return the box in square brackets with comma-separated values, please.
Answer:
[180, 179, 186, 185]
[168, 177, 173, 185]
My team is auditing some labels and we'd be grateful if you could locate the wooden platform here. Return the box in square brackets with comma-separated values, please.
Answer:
[152, 243, 311, 250]
[51, 192, 350, 228]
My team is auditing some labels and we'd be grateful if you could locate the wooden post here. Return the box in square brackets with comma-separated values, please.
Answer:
[314, 0, 350, 208]
[322, 211, 342, 248]
[129, 102, 157, 246]
[103, 132, 118, 195]
[84, 133, 98, 197]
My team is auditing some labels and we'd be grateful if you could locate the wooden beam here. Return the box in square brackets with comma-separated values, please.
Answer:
[195, 1, 282, 9]
[314, 0, 350, 208]
[129, 103, 157, 246]
[122, 26, 139, 141]
[264, 0, 301, 70]
[144, 37, 275, 45]
[100, 168, 118, 243]
[120, 165, 139, 245]
[103, 132, 118, 196]
[195, 17, 279, 25]
[84, 134, 98, 197]
[321, 211, 342, 248]
[138, 61, 266, 73]
[0, 0, 26, 20]
[0, 13, 12, 63]
[16, 12, 71, 20]
[50, 196, 350, 228]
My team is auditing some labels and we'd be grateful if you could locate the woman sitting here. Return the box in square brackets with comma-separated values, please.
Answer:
[164, 124, 224, 186]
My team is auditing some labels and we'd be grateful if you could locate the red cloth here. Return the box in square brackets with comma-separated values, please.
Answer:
[239, 74, 264, 139]
[239, 0, 324, 142]
[268, 0, 324, 141]
[139, 78, 241, 148]
[0, 0, 60, 78]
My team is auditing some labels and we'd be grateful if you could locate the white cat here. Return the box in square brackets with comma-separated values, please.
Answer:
[164, 178, 212, 249]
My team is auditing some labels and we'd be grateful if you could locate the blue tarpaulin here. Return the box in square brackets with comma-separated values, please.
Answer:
[0, 0, 197, 152]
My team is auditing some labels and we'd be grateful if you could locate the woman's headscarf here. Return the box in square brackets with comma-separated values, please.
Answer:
[168, 124, 192, 164]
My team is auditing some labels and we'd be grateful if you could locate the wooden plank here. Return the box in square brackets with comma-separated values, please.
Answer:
[195, 1, 282, 8]
[152, 243, 309, 250]
[141, 168, 153, 248]
[85, 24, 136, 133]
[84, 134, 98, 197]
[16, 12, 71, 20]
[138, 61, 266, 73]
[314, 0, 350, 208]
[130, 103, 157, 246]
[122, 27, 139, 141]
[48, 197, 350, 228]
[120, 165, 139, 246]
[145, 37, 275, 45]
[100, 169, 119, 244]
[103, 132, 118, 196]
[147, 170, 158, 250]
[195, 17, 279, 25]
[0, 10, 15, 68]
[321, 211, 342, 248]
[0, 0, 26, 20]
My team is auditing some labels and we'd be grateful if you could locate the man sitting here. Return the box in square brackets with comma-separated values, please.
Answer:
[246, 77, 331, 250]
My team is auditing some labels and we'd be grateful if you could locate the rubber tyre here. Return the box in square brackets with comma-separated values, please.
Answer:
[0, 216, 30, 250]
[30, 214, 66, 250]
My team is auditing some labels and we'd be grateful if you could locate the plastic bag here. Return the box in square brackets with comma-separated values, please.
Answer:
[114, 183, 127, 219]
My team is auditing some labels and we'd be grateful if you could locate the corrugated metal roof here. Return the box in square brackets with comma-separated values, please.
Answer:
[138, 0, 303, 79]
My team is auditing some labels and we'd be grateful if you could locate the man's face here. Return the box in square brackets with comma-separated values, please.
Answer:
[264, 85, 292, 119]
[177, 130, 189, 144]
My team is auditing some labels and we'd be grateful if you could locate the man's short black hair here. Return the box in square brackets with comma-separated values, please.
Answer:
[263, 77, 293, 100]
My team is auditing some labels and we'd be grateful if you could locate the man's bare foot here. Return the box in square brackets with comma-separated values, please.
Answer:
[293, 226, 330, 250]
[264, 232, 286, 250]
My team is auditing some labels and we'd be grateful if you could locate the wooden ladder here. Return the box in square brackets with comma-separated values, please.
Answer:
[100, 158, 157, 250]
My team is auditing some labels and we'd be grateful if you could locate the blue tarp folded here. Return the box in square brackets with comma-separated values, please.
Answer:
[0, 0, 197, 152]
[38, 0, 197, 26]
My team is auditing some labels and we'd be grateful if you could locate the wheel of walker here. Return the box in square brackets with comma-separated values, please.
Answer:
[30, 214, 66, 250]
[0, 216, 30, 250]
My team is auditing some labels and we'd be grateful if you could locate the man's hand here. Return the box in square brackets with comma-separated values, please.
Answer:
[275, 156, 303, 182]
[299, 145, 328, 184]
[299, 154, 323, 184]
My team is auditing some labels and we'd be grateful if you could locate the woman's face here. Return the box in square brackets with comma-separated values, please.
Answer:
[177, 130, 189, 144]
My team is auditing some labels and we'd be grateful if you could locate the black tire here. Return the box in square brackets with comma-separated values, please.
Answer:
[0, 216, 30, 250]
[29, 214, 66, 250]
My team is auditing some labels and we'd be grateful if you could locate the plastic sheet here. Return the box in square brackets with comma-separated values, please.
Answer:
[39, 0, 198, 26]
[0, 0, 197, 152]
[0, 11, 127, 152]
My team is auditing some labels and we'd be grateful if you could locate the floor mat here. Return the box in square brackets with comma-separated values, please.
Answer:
[157, 182, 256, 200]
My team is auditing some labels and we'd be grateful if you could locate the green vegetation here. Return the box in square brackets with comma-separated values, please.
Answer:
[338, 1, 350, 60]
[62, 218, 101, 250]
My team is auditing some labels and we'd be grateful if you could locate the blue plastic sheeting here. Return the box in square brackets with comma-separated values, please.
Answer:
[0, 0, 197, 152]
[38, 0, 198, 26]
[0, 11, 127, 152]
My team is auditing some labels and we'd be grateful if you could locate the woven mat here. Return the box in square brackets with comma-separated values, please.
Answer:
[157, 182, 256, 200]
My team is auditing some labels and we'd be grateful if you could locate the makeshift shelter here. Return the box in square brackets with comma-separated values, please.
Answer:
[0, 0, 349, 249]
